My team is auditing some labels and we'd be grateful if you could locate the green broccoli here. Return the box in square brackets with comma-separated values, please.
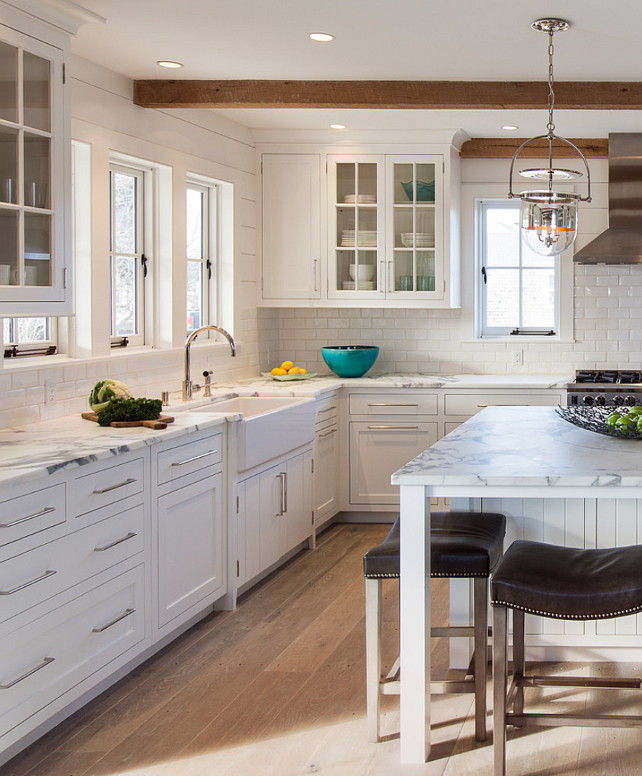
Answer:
[89, 379, 133, 413]
[97, 398, 162, 426]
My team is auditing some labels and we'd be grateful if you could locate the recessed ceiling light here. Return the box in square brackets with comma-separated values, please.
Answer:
[330, 124, 346, 129]
[502, 125, 519, 131]
[156, 60, 184, 69]
[309, 32, 335, 42]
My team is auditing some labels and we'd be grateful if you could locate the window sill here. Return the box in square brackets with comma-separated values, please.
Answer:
[471, 337, 576, 344]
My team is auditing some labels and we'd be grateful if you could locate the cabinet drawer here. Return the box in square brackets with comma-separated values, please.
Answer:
[315, 395, 338, 425]
[0, 564, 145, 739]
[0, 484, 66, 550]
[444, 392, 561, 416]
[156, 433, 223, 485]
[73, 458, 145, 518]
[349, 393, 437, 416]
[0, 504, 144, 626]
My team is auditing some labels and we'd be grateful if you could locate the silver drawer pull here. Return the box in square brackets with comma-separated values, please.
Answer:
[0, 506, 56, 528]
[0, 569, 57, 596]
[92, 477, 137, 495]
[92, 607, 136, 633]
[0, 656, 55, 689]
[318, 427, 337, 439]
[367, 402, 419, 407]
[367, 425, 420, 430]
[477, 404, 522, 408]
[318, 405, 337, 413]
[171, 450, 218, 467]
[94, 532, 138, 552]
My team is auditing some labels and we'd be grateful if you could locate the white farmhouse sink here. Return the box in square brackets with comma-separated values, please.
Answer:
[201, 396, 314, 471]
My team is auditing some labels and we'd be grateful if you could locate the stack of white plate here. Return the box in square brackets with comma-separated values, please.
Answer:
[343, 280, 377, 290]
[344, 194, 377, 204]
[341, 230, 377, 247]
[400, 232, 435, 248]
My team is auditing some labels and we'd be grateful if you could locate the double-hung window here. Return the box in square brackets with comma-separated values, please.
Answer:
[477, 199, 559, 338]
[186, 179, 218, 331]
[109, 162, 148, 345]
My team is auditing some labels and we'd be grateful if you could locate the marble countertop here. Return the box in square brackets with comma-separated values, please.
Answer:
[392, 405, 642, 489]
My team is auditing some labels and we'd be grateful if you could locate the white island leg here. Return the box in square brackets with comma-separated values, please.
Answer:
[399, 484, 431, 763]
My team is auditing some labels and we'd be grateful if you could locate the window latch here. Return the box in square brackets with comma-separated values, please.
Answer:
[141, 254, 148, 278]
[206, 258, 212, 280]
[481, 266, 487, 284]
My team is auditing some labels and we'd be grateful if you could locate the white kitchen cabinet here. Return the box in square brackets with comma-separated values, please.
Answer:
[261, 153, 321, 302]
[235, 447, 313, 590]
[313, 394, 339, 529]
[0, 7, 72, 315]
[153, 432, 226, 634]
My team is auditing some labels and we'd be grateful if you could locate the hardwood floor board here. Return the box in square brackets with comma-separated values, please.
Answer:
[218, 726, 324, 776]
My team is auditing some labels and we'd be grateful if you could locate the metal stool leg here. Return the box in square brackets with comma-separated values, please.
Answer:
[493, 605, 508, 776]
[365, 577, 382, 742]
[512, 609, 525, 716]
[473, 576, 488, 742]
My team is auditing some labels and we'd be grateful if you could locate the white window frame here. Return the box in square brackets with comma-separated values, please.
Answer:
[3, 315, 58, 356]
[475, 197, 563, 339]
[186, 179, 218, 332]
[109, 158, 154, 347]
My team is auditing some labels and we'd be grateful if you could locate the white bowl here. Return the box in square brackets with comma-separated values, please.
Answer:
[349, 264, 375, 281]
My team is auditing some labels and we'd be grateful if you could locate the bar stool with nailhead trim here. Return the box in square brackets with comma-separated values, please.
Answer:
[363, 510, 507, 743]
[491, 539, 642, 776]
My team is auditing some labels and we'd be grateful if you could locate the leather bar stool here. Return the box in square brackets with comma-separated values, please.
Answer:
[491, 540, 642, 776]
[363, 510, 507, 743]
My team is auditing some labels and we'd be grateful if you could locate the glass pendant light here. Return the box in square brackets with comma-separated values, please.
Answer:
[508, 18, 591, 257]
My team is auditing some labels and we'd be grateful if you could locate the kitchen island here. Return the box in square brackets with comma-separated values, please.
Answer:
[391, 405, 642, 763]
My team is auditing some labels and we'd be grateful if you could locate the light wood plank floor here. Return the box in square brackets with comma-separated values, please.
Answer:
[4, 523, 642, 776]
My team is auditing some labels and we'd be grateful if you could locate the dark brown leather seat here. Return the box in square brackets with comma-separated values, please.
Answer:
[363, 511, 507, 580]
[491, 539, 642, 619]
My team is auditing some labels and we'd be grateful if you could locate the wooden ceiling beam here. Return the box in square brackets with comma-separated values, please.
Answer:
[133, 79, 642, 110]
[460, 137, 608, 158]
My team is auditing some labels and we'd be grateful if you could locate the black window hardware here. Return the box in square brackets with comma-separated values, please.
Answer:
[4, 345, 56, 358]
[510, 328, 555, 336]
[110, 337, 129, 349]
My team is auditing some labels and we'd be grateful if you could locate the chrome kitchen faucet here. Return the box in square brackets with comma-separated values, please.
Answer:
[183, 325, 236, 401]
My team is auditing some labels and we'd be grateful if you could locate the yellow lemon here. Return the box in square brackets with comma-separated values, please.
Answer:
[287, 367, 299, 375]
[271, 367, 287, 376]
[281, 360, 294, 371]
[298, 368, 307, 374]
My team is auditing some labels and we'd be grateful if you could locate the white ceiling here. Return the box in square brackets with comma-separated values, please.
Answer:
[70, 0, 642, 137]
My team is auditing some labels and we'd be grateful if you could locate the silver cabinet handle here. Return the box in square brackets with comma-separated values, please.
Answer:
[283, 471, 288, 514]
[0, 506, 56, 528]
[93, 477, 137, 495]
[92, 607, 136, 633]
[388, 259, 394, 294]
[476, 404, 523, 408]
[0, 656, 55, 689]
[367, 425, 420, 430]
[94, 532, 138, 552]
[367, 403, 419, 407]
[317, 405, 337, 413]
[171, 450, 218, 467]
[313, 258, 318, 292]
[317, 427, 337, 439]
[0, 569, 57, 596]
[276, 473, 286, 516]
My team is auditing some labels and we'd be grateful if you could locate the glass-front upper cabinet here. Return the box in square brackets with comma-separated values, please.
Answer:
[0, 22, 69, 314]
[328, 156, 385, 301]
[386, 156, 442, 298]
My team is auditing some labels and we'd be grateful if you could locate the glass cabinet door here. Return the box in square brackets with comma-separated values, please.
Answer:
[389, 159, 439, 295]
[0, 28, 61, 299]
[331, 158, 382, 296]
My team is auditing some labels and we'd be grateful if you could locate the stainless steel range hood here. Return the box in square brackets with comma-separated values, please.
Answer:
[574, 133, 642, 264]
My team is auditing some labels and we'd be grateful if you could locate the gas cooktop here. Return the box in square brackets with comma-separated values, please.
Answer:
[567, 371, 642, 407]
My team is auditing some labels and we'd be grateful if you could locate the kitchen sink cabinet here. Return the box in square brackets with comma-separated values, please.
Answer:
[0, 4, 74, 316]
[313, 394, 340, 532]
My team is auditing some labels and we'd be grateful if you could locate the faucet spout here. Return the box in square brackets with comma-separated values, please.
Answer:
[183, 325, 236, 401]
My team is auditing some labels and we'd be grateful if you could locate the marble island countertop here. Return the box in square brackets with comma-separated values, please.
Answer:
[393, 405, 642, 489]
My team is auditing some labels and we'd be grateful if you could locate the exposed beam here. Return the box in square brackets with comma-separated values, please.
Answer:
[460, 137, 608, 158]
[133, 80, 642, 110]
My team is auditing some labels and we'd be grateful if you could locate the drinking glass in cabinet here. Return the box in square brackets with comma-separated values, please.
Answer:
[24, 134, 50, 209]
[0, 126, 17, 204]
[0, 42, 17, 123]
[23, 51, 50, 132]
[0, 210, 18, 284]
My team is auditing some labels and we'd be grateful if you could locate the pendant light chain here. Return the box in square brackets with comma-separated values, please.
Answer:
[547, 28, 556, 136]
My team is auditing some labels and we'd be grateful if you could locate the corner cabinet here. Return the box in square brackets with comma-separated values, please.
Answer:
[0, 8, 72, 316]
[259, 143, 460, 309]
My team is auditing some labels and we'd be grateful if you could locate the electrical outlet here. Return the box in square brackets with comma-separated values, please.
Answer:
[45, 380, 56, 405]
[510, 349, 523, 367]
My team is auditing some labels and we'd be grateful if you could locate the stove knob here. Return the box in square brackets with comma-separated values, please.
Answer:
[582, 395, 594, 406]
[625, 395, 638, 406]
[613, 395, 624, 406]
[595, 395, 606, 406]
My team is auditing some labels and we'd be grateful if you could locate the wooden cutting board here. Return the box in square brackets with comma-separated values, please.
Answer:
[81, 411, 175, 430]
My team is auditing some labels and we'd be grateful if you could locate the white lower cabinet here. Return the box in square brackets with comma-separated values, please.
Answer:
[313, 394, 339, 527]
[236, 447, 313, 589]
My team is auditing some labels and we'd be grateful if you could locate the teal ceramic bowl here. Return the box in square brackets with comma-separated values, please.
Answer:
[321, 345, 379, 378]
[401, 180, 435, 202]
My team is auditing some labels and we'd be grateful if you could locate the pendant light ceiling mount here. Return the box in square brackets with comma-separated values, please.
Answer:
[508, 17, 592, 256]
